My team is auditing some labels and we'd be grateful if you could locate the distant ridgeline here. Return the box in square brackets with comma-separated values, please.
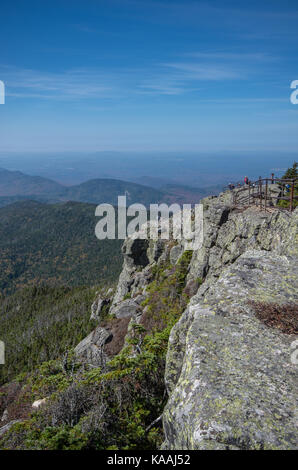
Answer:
[0, 167, 214, 208]
[0, 168, 185, 206]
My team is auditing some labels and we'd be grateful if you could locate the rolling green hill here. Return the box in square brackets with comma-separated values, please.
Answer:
[63, 178, 166, 205]
[0, 285, 97, 385]
[0, 168, 65, 197]
[0, 168, 206, 207]
[0, 168, 167, 206]
[0, 200, 123, 294]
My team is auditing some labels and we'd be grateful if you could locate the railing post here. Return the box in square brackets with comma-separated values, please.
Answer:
[248, 182, 251, 206]
[265, 179, 268, 211]
[259, 176, 262, 209]
[290, 180, 294, 212]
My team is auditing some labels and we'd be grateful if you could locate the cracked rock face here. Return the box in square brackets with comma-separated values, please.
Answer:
[110, 298, 142, 318]
[73, 187, 297, 449]
[74, 327, 113, 366]
[163, 250, 298, 450]
[188, 202, 298, 292]
[90, 295, 110, 321]
[110, 235, 169, 314]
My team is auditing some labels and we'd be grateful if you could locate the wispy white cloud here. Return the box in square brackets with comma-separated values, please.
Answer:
[185, 52, 278, 62]
[162, 62, 243, 80]
[114, 1, 298, 27]
[137, 56, 251, 95]
[137, 84, 185, 95]
[0, 66, 115, 100]
[0, 47, 285, 101]
[141, 46, 286, 95]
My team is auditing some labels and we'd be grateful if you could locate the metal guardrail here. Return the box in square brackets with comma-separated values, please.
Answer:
[230, 175, 298, 212]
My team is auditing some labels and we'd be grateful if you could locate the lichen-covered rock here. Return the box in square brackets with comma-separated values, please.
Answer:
[32, 398, 48, 409]
[110, 238, 151, 310]
[170, 245, 183, 265]
[1, 409, 8, 423]
[74, 326, 112, 366]
[163, 250, 298, 450]
[109, 230, 170, 314]
[110, 298, 142, 318]
[76, 226, 170, 363]
[90, 295, 110, 321]
[188, 201, 298, 288]
[73, 190, 297, 449]
[0, 421, 22, 438]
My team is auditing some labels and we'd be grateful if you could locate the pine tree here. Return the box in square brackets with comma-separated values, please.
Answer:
[282, 162, 298, 179]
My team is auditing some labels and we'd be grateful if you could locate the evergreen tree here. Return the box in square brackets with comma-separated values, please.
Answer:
[282, 162, 298, 179]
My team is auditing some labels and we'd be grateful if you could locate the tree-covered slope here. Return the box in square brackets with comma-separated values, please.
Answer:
[0, 168, 207, 207]
[0, 285, 98, 385]
[0, 168, 65, 197]
[0, 168, 167, 206]
[0, 250, 193, 449]
[0, 200, 122, 293]
[63, 178, 166, 206]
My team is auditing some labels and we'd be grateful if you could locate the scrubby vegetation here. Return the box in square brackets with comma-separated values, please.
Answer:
[249, 301, 298, 335]
[0, 251, 193, 450]
[278, 162, 298, 209]
[0, 285, 99, 385]
[281, 161, 298, 180]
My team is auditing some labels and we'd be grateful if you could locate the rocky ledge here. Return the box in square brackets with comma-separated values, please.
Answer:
[163, 249, 298, 449]
[161, 193, 298, 450]
[75, 188, 297, 450]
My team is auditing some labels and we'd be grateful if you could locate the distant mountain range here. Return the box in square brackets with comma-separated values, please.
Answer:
[0, 168, 223, 294]
[0, 151, 292, 188]
[0, 167, 220, 208]
[0, 168, 64, 197]
[0, 168, 165, 207]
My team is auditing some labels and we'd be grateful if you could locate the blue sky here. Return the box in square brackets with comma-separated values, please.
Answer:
[0, 0, 298, 153]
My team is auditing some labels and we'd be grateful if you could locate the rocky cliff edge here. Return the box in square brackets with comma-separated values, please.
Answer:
[76, 190, 298, 450]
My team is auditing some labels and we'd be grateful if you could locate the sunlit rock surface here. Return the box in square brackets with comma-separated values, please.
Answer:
[163, 197, 298, 450]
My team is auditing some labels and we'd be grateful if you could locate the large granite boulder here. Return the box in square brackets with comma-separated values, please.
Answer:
[188, 202, 298, 288]
[110, 298, 142, 319]
[170, 245, 184, 265]
[74, 327, 112, 366]
[163, 250, 298, 450]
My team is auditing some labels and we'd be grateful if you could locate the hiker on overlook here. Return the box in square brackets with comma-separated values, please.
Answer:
[244, 176, 249, 185]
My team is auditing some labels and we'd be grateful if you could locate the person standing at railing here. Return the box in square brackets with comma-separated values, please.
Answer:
[244, 176, 249, 185]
